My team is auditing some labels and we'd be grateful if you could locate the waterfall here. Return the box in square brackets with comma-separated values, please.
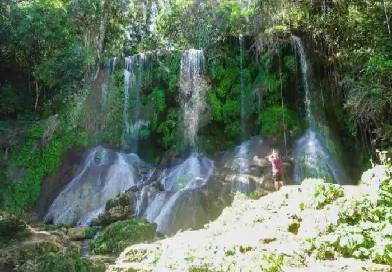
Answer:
[44, 146, 143, 226]
[179, 49, 206, 151]
[122, 54, 150, 153]
[139, 154, 215, 234]
[291, 36, 348, 184]
[290, 36, 317, 129]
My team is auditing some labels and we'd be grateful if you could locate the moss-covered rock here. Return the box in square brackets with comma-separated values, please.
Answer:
[90, 219, 156, 255]
[105, 194, 132, 210]
[92, 193, 134, 227]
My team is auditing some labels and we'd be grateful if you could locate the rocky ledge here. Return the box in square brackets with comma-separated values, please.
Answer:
[108, 165, 391, 272]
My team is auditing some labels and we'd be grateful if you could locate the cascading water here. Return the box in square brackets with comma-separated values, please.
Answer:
[291, 36, 348, 184]
[44, 146, 144, 226]
[179, 49, 206, 151]
[138, 155, 215, 234]
[123, 54, 150, 153]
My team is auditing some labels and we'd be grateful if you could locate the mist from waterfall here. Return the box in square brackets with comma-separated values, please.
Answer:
[291, 36, 348, 184]
[179, 49, 206, 152]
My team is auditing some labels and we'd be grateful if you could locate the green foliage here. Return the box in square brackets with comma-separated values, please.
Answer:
[310, 163, 392, 265]
[312, 183, 344, 209]
[84, 227, 99, 240]
[1, 115, 88, 212]
[260, 253, 284, 272]
[287, 215, 302, 235]
[17, 251, 105, 272]
[248, 189, 268, 200]
[260, 106, 301, 137]
[90, 219, 156, 255]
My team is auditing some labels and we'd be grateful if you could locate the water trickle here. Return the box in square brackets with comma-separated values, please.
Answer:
[291, 36, 348, 184]
[179, 49, 207, 151]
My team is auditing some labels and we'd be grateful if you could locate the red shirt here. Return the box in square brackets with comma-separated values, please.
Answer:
[270, 157, 283, 174]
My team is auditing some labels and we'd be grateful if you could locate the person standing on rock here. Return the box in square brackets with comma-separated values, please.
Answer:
[267, 149, 284, 191]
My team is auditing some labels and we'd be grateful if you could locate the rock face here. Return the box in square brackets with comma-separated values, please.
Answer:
[108, 167, 389, 272]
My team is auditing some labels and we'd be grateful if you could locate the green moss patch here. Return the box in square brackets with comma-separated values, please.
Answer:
[90, 219, 156, 255]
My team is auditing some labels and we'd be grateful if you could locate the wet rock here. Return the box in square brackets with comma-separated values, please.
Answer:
[92, 193, 135, 227]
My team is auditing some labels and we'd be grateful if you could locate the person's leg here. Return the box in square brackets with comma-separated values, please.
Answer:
[274, 181, 279, 191]
[273, 173, 279, 191]
[278, 173, 284, 189]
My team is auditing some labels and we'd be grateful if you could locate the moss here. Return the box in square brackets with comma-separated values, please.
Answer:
[2, 119, 88, 213]
[15, 251, 105, 272]
[247, 189, 268, 200]
[287, 215, 302, 235]
[90, 219, 156, 255]
[105, 194, 131, 210]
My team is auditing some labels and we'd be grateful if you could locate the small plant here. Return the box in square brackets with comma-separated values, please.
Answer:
[288, 215, 302, 235]
[313, 183, 344, 209]
[248, 189, 268, 200]
[260, 253, 284, 272]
